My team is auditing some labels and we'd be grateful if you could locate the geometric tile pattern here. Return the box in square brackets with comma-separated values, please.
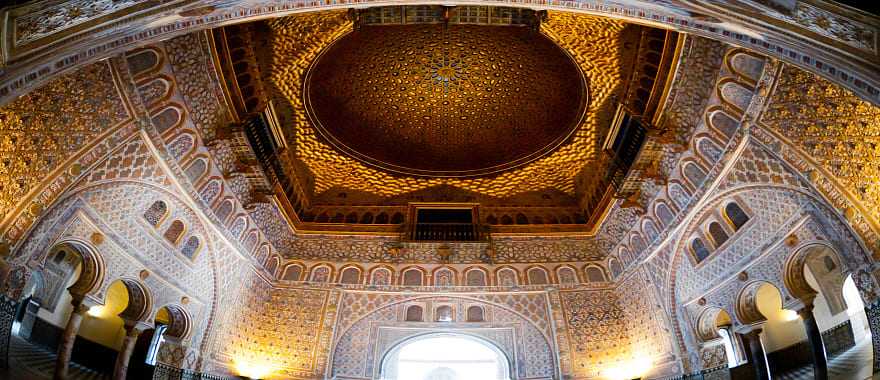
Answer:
[215, 279, 330, 378]
[0, 59, 131, 239]
[761, 65, 880, 243]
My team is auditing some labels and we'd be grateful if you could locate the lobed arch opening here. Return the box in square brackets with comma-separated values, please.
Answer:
[379, 333, 513, 380]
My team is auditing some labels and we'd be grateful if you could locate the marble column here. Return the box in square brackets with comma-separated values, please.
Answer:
[798, 304, 829, 380]
[53, 299, 88, 380]
[742, 328, 770, 380]
[112, 324, 142, 380]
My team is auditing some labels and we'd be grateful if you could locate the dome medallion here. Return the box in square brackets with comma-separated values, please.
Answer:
[304, 24, 588, 177]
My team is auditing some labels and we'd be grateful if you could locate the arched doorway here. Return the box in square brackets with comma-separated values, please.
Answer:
[380, 333, 512, 380]
[695, 307, 743, 369]
[781, 244, 874, 377]
[127, 304, 191, 379]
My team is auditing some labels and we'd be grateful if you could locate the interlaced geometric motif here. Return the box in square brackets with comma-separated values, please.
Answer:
[0, 60, 130, 224]
[761, 65, 880, 225]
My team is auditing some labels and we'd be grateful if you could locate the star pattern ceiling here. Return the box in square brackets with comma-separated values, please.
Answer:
[304, 24, 587, 177]
[266, 10, 639, 200]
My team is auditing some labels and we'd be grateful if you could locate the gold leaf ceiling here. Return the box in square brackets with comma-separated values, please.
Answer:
[304, 24, 587, 177]
[266, 10, 637, 199]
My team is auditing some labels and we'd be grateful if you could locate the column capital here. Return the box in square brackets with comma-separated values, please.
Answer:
[734, 322, 764, 335]
[122, 319, 151, 335]
[70, 301, 90, 315]
[785, 296, 816, 316]
[71, 294, 103, 311]
[796, 303, 816, 319]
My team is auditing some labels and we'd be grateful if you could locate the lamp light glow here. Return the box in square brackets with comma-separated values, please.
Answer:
[233, 356, 278, 379]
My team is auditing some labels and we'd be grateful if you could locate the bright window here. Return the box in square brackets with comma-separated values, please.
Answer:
[383, 335, 509, 380]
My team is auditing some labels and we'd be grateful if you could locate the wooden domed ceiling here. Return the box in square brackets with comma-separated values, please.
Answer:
[304, 24, 587, 177]
[212, 7, 678, 232]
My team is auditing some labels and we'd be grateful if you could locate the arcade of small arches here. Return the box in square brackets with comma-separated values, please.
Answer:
[0, 1, 878, 380]
[274, 262, 613, 287]
[13, 240, 194, 380]
[690, 243, 873, 377]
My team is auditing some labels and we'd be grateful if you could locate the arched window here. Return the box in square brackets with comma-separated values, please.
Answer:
[435, 305, 453, 322]
[585, 266, 606, 282]
[643, 219, 660, 243]
[402, 269, 423, 286]
[168, 133, 194, 159]
[180, 236, 200, 259]
[467, 306, 484, 322]
[691, 238, 711, 263]
[360, 212, 374, 224]
[609, 259, 623, 279]
[340, 267, 361, 284]
[184, 158, 208, 182]
[244, 231, 258, 251]
[52, 250, 66, 264]
[619, 247, 633, 266]
[668, 182, 690, 209]
[465, 269, 487, 287]
[310, 265, 331, 282]
[266, 257, 279, 276]
[127, 49, 160, 76]
[405, 305, 423, 322]
[282, 265, 303, 281]
[163, 220, 185, 245]
[215, 200, 234, 223]
[527, 267, 548, 285]
[228, 216, 247, 238]
[725, 202, 749, 230]
[697, 137, 723, 163]
[710, 110, 739, 138]
[515, 213, 528, 224]
[371, 268, 392, 285]
[256, 246, 269, 264]
[631, 235, 647, 255]
[375, 213, 389, 224]
[683, 162, 708, 188]
[557, 267, 578, 285]
[143, 200, 168, 227]
[500, 215, 513, 225]
[708, 222, 729, 248]
[199, 179, 221, 205]
[497, 268, 518, 286]
[656, 203, 675, 227]
[434, 268, 455, 287]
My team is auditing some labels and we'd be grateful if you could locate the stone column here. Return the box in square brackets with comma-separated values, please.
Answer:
[112, 323, 143, 380]
[742, 328, 770, 380]
[798, 304, 829, 380]
[53, 299, 88, 380]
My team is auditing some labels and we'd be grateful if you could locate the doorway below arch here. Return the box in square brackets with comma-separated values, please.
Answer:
[380, 334, 512, 380]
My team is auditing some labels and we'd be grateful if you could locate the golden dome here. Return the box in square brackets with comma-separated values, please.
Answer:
[304, 24, 588, 177]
